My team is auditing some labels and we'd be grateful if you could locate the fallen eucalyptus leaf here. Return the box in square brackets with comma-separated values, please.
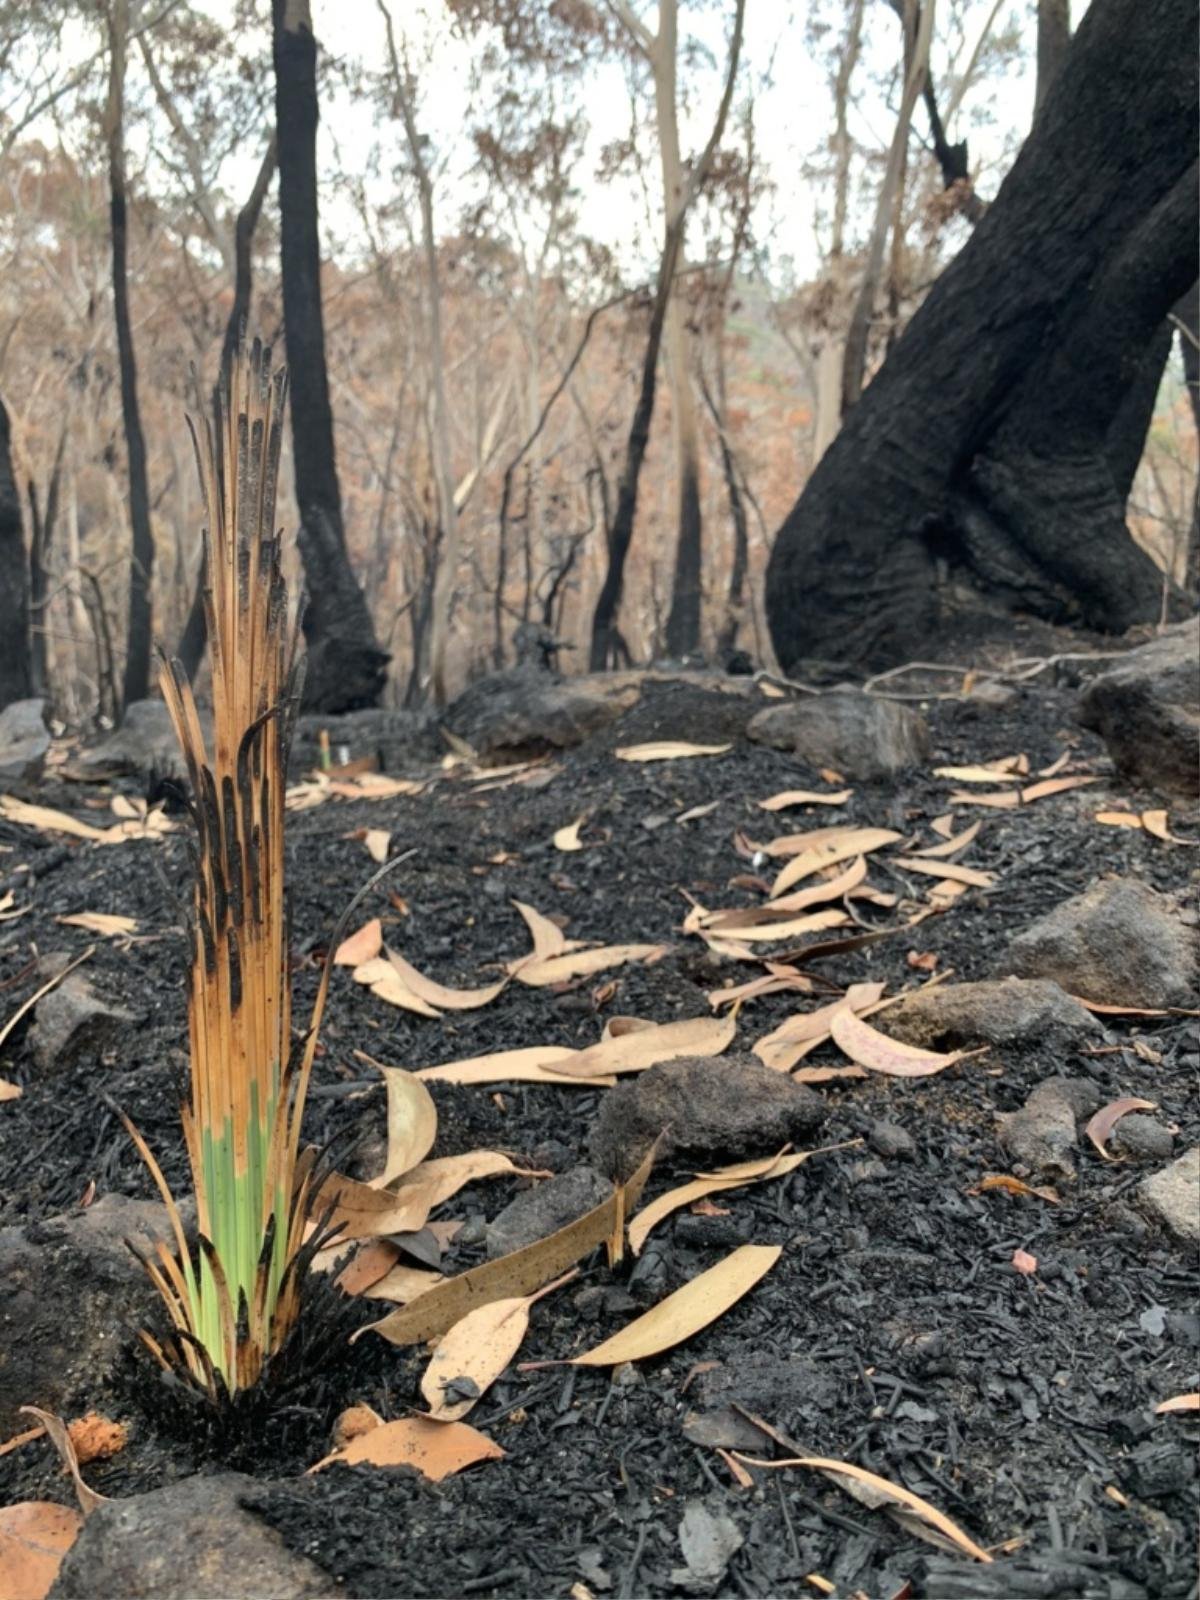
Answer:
[1020, 775, 1098, 802]
[769, 830, 901, 898]
[0, 1501, 82, 1600]
[892, 858, 995, 888]
[514, 943, 669, 987]
[545, 1012, 736, 1079]
[757, 788, 854, 811]
[1155, 1393, 1200, 1414]
[1084, 1097, 1158, 1161]
[614, 742, 731, 762]
[309, 1416, 503, 1479]
[415, 1045, 613, 1087]
[420, 1270, 577, 1420]
[753, 982, 886, 1072]
[384, 947, 507, 1011]
[554, 817, 586, 852]
[334, 918, 383, 966]
[374, 1061, 439, 1184]
[56, 912, 138, 938]
[829, 1006, 970, 1077]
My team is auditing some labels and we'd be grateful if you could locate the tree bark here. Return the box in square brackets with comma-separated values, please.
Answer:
[106, 0, 155, 712]
[272, 0, 387, 711]
[178, 136, 278, 681]
[765, 0, 1198, 674]
[1036, 0, 1071, 112]
[0, 397, 32, 707]
[1175, 281, 1200, 593]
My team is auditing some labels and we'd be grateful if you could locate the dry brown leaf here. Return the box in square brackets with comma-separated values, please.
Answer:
[568, 1244, 780, 1365]
[354, 961, 442, 1018]
[1084, 1097, 1157, 1161]
[926, 879, 969, 907]
[675, 801, 720, 825]
[707, 860, 867, 929]
[356, 1143, 657, 1347]
[543, 1012, 737, 1080]
[933, 764, 1021, 784]
[384, 948, 507, 1011]
[325, 1238, 400, 1295]
[1011, 1248, 1038, 1275]
[732, 1454, 992, 1564]
[363, 1264, 446, 1303]
[769, 831, 901, 899]
[332, 1405, 383, 1449]
[614, 741, 731, 762]
[1141, 810, 1195, 844]
[1020, 775, 1099, 802]
[707, 969, 813, 1010]
[1038, 751, 1071, 777]
[1, 1077, 23, 1102]
[946, 789, 1021, 809]
[392, 1151, 546, 1213]
[759, 824, 898, 861]
[334, 918, 383, 966]
[912, 820, 982, 859]
[56, 912, 137, 938]
[0, 1502, 82, 1600]
[19, 1408, 106, 1518]
[893, 857, 995, 888]
[698, 909, 849, 945]
[791, 1064, 868, 1084]
[421, 1271, 576, 1420]
[829, 1006, 970, 1078]
[756, 788, 854, 812]
[415, 1045, 609, 1087]
[1155, 1393, 1200, 1414]
[332, 774, 424, 800]
[0, 795, 173, 845]
[363, 829, 391, 863]
[553, 817, 586, 852]
[753, 983, 886, 1072]
[310, 1415, 503, 1479]
[1095, 811, 1143, 830]
[973, 1174, 1060, 1204]
[509, 900, 585, 963]
[514, 943, 669, 987]
[629, 1145, 858, 1255]
[1068, 997, 1171, 1017]
[929, 813, 956, 837]
[315, 1171, 442, 1240]
[374, 1062, 439, 1184]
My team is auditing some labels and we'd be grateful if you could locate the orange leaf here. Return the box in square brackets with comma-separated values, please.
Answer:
[1084, 1097, 1157, 1161]
[1155, 1393, 1200, 1414]
[0, 1502, 82, 1600]
[309, 1416, 503, 1479]
[334, 918, 383, 966]
[1011, 1248, 1038, 1275]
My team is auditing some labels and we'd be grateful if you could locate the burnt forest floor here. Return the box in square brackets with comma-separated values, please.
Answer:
[0, 638, 1198, 1600]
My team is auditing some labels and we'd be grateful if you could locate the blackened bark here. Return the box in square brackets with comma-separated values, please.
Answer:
[589, 218, 686, 670]
[765, 0, 1198, 673]
[178, 137, 278, 681]
[26, 422, 65, 694]
[1036, 0, 1071, 111]
[663, 445, 702, 656]
[699, 368, 748, 657]
[272, 0, 387, 710]
[0, 398, 32, 706]
[1106, 320, 1175, 503]
[1177, 282, 1200, 593]
[107, 0, 154, 711]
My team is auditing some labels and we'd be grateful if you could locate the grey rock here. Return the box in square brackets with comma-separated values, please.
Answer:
[1006, 878, 1198, 1008]
[1111, 1114, 1175, 1163]
[671, 1500, 744, 1594]
[847, 1156, 888, 1185]
[443, 668, 630, 759]
[1078, 618, 1200, 797]
[68, 699, 204, 780]
[290, 706, 440, 775]
[485, 1165, 611, 1259]
[883, 977, 1103, 1050]
[28, 972, 140, 1072]
[50, 1474, 330, 1600]
[868, 1120, 916, 1160]
[746, 692, 929, 779]
[589, 1052, 826, 1181]
[0, 1195, 180, 1435]
[963, 680, 1018, 711]
[1137, 1147, 1200, 1243]
[997, 1077, 1103, 1182]
[0, 697, 49, 782]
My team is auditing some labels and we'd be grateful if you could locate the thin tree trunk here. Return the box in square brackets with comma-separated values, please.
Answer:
[0, 397, 32, 706]
[178, 135, 278, 681]
[1175, 281, 1200, 593]
[1036, 0, 1071, 112]
[273, 0, 386, 710]
[106, 0, 154, 711]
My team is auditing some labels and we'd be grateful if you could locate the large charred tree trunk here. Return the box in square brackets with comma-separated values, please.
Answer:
[106, 0, 155, 711]
[272, 0, 387, 710]
[765, 0, 1197, 673]
[0, 399, 32, 707]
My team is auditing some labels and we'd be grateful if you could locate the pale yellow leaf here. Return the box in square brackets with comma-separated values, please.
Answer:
[334, 918, 383, 965]
[357, 964, 442, 1018]
[706, 859, 867, 927]
[769, 830, 900, 899]
[373, 1062, 439, 1184]
[546, 1012, 737, 1079]
[422, 1297, 533, 1420]
[509, 900, 590, 965]
[614, 742, 731, 762]
[753, 983, 886, 1072]
[1084, 1097, 1157, 1161]
[892, 858, 995, 888]
[732, 1454, 992, 1564]
[676, 801, 720, 824]
[309, 1416, 503, 1479]
[514, 944, 669, 987]
[696, 909, 849, 944]
[0, 1077, 21, 1103]
[1141, 809, 1195, 844]
[1095, 811, 1143, 830]
[1155, 1393, 1200, 1414]
[392, 1151, 544, 1213]
[829, 1006, 968, 1077]
[933, 765, 1021, 784]
[913, 820, 982, 858]
[109, 794, 142, 820]
[758, 823, 890, 859]
[571, 1244, 781, 1365]
[56, 912, 138, 938]
[357, 1143, 657, 1347]
[1020, 775, 1099, 803]
[553, 817, 586, 852]
[363, 829, 391, 863]
[384, 947, 507, 1011]
[757, 788, 854, 812]
[946, 789, 1021, 809]
[415, 1045, 611, 1087]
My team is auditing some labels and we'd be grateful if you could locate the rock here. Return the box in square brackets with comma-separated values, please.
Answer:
[1111, 1114, 1175, 1163]
[443, 668, 633, 760]
[290, 707, 440, 775]
[27, 973, 141, 1073]
[671, 1500, 743, 1595]
[589, 1052, 826, 1180]
[963, 680, 1018, 711]
[1005, 878, 1198, 1008]
[883, 977, 1103, 1050]
[997, 1077, 1103, 1182]
[1078, 618, 1200, 797]
[0, 697, 49, 782]
[847, 1157, 888, 1185]
[67, 699, 203, 780]
[868, 1120, 916, 1160]
[1138, 1147, 1200, 1243]
[0, 1195, 181, 1436]
[746, 692, 929, 779]
[485, 1165, 611, 1259]
[49, 1474, 330, 1600]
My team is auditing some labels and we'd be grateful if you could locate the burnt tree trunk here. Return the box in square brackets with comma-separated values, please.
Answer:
[272, 0, 387, 710]
[107, 0, 155, 711]
[765, 0, 1197, 673]
[178, 136, 278, 682]
[0, 398, 32, 706]
[1176, 282, 1200, 594]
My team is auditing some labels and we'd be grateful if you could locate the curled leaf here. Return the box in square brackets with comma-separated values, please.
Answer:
[1155, 1393, 1200, 1414]
[1085, 1097, 1157, 1161]
[373, 1061, 439, 1184]
[545, 1012, 736, 1079]
[553, 817, 586, 852]
[420, 1271, 576, 1420]
[19, 1408, 106, 1518]
[757, 788, 854, 811]
[829, 1006, 971, 1078]
[384, 947, 507, 1011]
[514, 943, 669, 987]
[334, 918, 383, 966]
[769, 830, 901, 898]
[416, 1045, 610, 1087]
